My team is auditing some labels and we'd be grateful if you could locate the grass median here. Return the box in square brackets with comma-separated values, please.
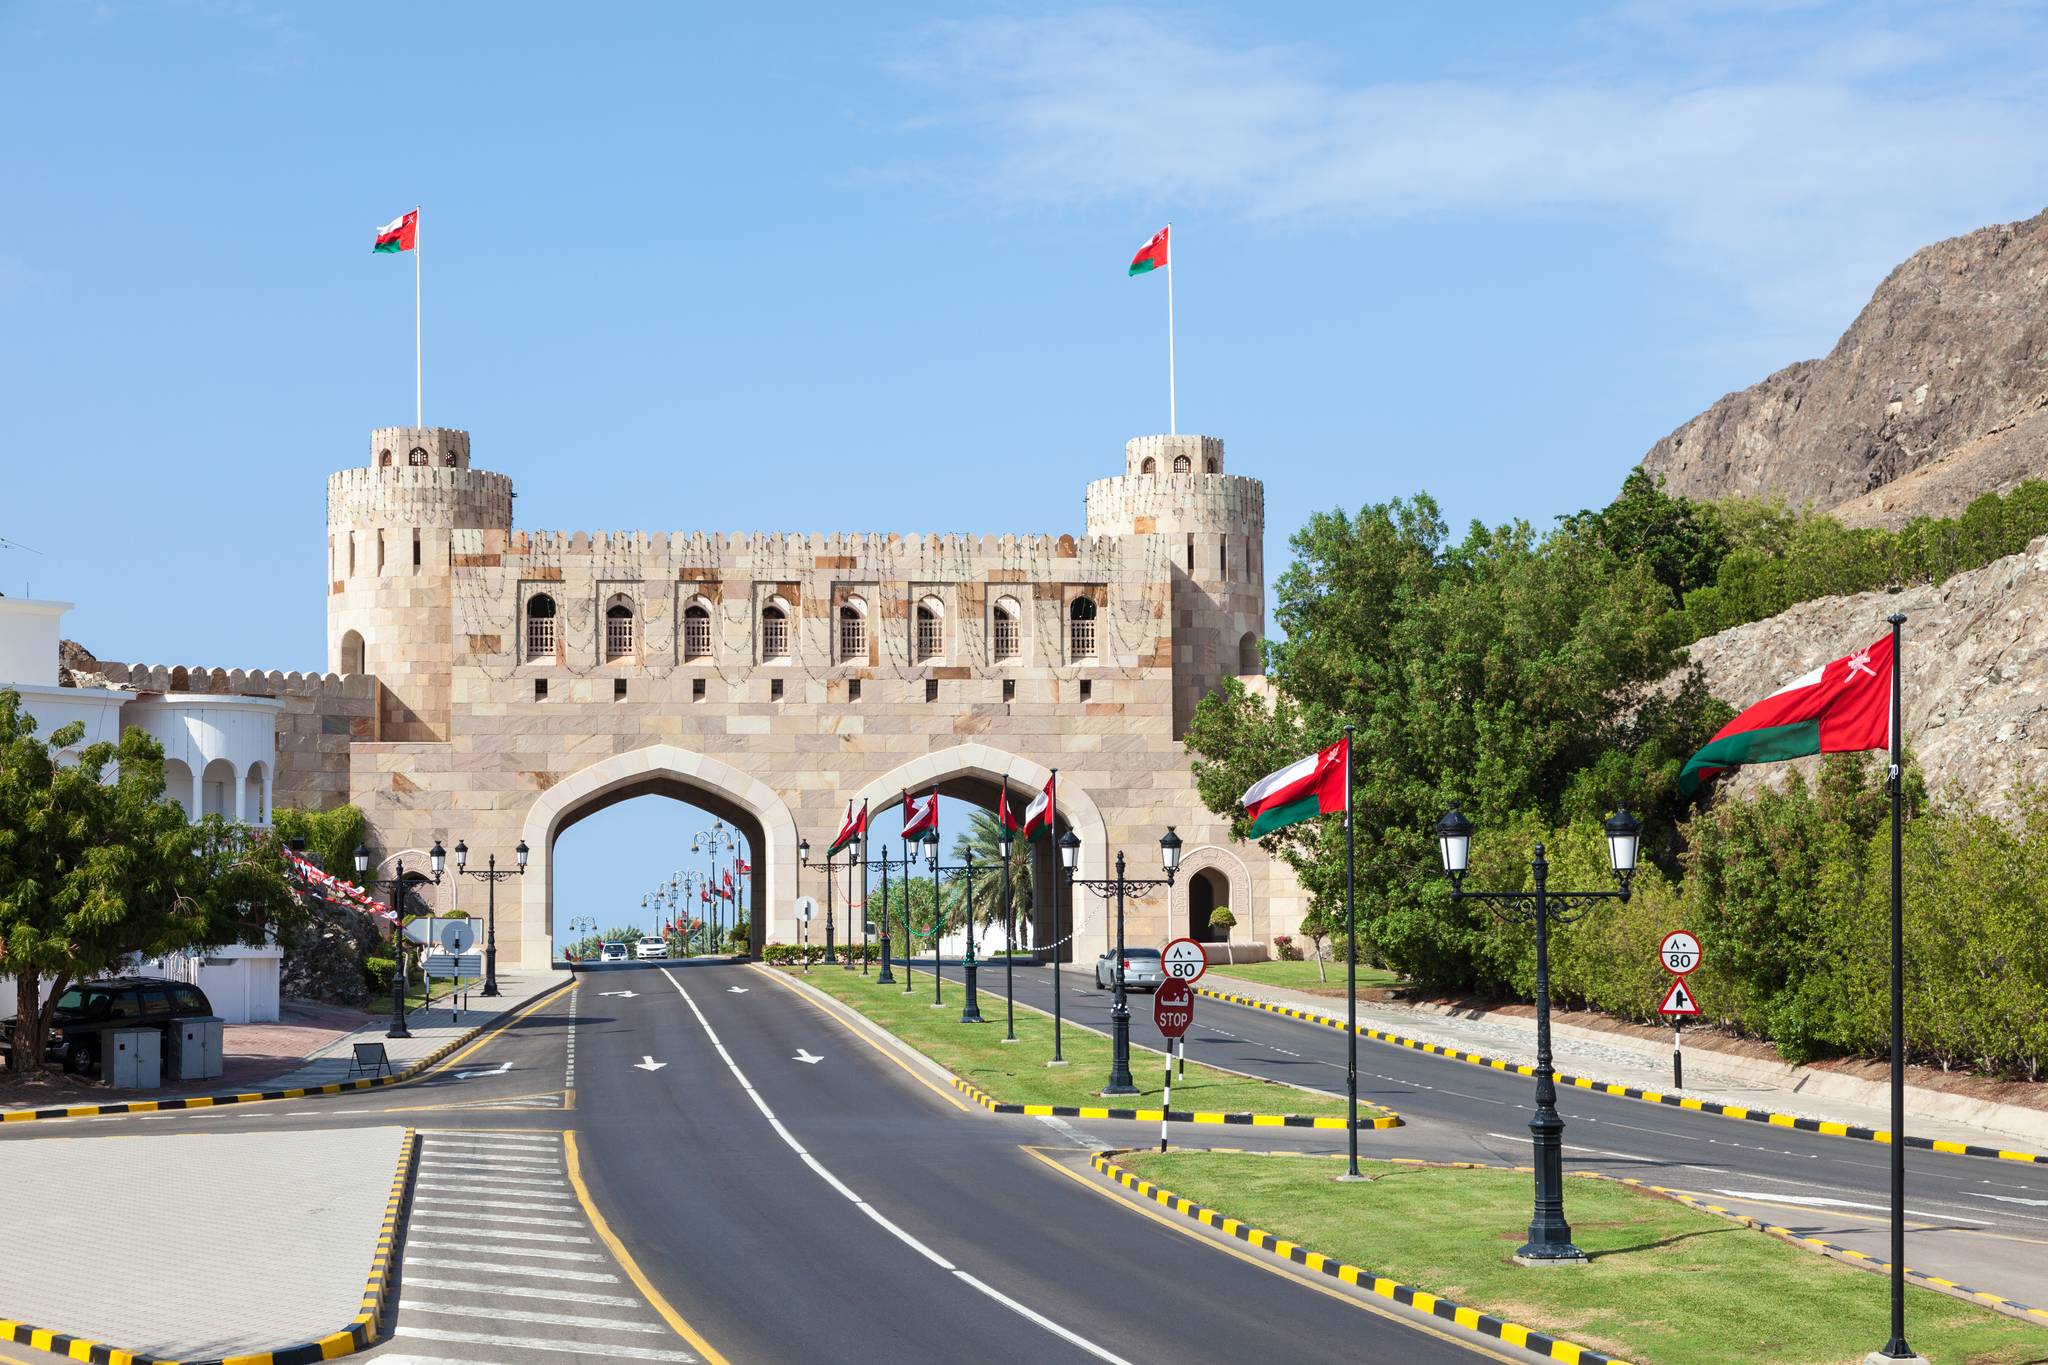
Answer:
[778, 965, 1365, 1118]
[1114, 1150, 2048, 1365]
[1205, 959, 1405, 997]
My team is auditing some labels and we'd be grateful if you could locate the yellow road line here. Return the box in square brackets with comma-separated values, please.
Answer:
[418, 981, 575, 1078]
[564, 1130, 732, 1365]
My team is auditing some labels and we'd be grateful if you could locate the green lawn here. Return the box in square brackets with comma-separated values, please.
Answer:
[781, 966, 1365, 1118]
[1115, 1151, 2048, 1365]
[1205, 958, 1406, 997]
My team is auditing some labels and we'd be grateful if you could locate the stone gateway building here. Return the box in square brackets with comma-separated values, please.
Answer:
[98, 425, 1304, 966]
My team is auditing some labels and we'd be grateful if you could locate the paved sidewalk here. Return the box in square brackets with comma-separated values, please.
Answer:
[266, 968, 569, 1091]
[0, 1126, 404, 1357]
[1196, 973, 2048, 1151]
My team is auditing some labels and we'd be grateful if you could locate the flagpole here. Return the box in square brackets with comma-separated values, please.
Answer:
[1878, 611, 1914, 1362]
[414, 205, 423, 428]
[1341, 726, 1361, 1180]
[1165, 222, 1177, 436]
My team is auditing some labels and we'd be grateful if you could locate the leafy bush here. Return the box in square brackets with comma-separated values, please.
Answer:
[1272, 934, 1303, 961]
[364, 955, 396, 995]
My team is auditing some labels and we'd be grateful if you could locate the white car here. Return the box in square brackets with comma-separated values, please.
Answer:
[636, 937, 665, 960]
[600, 942, 628, 963]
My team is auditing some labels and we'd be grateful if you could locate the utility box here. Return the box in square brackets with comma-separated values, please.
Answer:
[109, 1029, 162, 1089]
[168, 1017, 225, 1080]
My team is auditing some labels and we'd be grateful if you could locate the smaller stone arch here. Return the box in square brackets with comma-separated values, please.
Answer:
[991, 595, 1022, 663]
[838, 595, 868, 663]
[1205, 457, 1218, 473]
[603, 593, 637, 662]
[441, 451, 458, 467]
[1140, 456, 1157, 474]
[525, 593, 558, 661]
[339, 630, 366, 676]
[1067, 595, 1098, 660]
[1173, 453, 1191, 474]
[760, 595, 793, 662]
[1238, 630, 1260, 675]
[682, 595, 714, 661]
[914, 594, 945, 663]
[408, 446, 429, 467]
[1172, 843, 1252, 955]
[378, 449, 394, 468]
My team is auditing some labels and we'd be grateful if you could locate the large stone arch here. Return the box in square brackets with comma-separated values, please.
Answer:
[518, 744, 800, 961]
[851, 743, 1111, 962]
[1170, 843, 1253, 954]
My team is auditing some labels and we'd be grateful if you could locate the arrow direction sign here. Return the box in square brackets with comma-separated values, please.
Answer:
[1658, 978, 1700, 1016]
[728, 987, 749, 994]
[634, 1056, 668, 1072]
[599, 990, 639, 999]
[455, 1060, 512, 1080]
[793, 1049, 823, 1065]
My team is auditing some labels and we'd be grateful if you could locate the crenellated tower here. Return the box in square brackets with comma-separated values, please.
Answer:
[326, 427, 514, 741]
[1085, 434, 1266, 736]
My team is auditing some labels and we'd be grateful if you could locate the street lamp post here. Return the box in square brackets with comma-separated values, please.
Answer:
[999, 820, 1018, 1043]
[1435, 805, 1641, 1265]
[839, 835, 899, 985]
[452, 839, 527, 997]
[923, 843, 990, 1025]
[1060, 827, 1182, 1095]
[922, 827, 944, 1005]
[845, 849, 861, 972]
[798, 837, 842, 973]
[355, 841, 447, 1040]
[692, 822, 735, 957]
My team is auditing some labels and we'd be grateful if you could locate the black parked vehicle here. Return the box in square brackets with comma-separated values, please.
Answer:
[0, 977, 215, 1077]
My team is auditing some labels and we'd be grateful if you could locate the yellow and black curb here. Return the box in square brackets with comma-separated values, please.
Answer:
[0, 1127, 419, 1365]
[1197, 986, 2048, 1167]
[0, 975, 575, 1126]
[1087, 1149, 1625, 1364]
[948, 1071, 1400, 1130]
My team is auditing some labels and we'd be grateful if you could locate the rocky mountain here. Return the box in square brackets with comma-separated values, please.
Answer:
[1643, 209, 2048, 526]
[1677, 536, 2048, 815]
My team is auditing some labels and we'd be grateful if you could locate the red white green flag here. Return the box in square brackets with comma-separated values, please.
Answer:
[997, 788, 1021, 833]
[1680, 633, 1894, 796]
[1021, 774, 1056, 837]
[1128, 225, 1169, 276]
[1240, 737, 1349, 836]
[827, 801, 866, 857]
[902, 789, 938, 840]
[372, 210, 418, 253]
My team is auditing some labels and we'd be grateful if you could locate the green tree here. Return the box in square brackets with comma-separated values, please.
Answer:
[1560, 466, 1730, 603]
[946, 809, 1034, 942]
[1208, 905, 1237, 964]
[0, 691, 301, 1072]
[271, 804, 368, 877]
[1295, 902, 1341, 982]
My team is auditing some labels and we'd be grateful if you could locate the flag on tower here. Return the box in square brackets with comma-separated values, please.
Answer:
[1240, 737, 1350, 836]
[1128, 225, 1169, 276]
[902, 789, 938, 840]
[827, 800, 866, 857]
[372, 210, 418, 253]
[1680, 633, 1895, 796]
[1021, 774, 1056, 837]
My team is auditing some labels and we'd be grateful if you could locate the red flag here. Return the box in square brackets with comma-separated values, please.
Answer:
[1128, 225, 1169, 276]
[1681, 632, 1895, 795]
[827, 800, 865, 856]
[902, 788, 938, 840]
[997, 788, 1021, 833]
[1022, 774, 1056, 837]
[736, 857, 752, 876]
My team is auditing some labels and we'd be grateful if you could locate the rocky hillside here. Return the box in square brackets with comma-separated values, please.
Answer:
[1643, 208, 2048, 525]
[1677, 536, 2048, 814]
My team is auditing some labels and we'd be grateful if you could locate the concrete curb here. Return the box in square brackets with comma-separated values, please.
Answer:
[1087, 1150, 1625, 1365]
[0, 977, 574, 1126]
[0, 1127, 419, 1365]
[1197, 986, 2048, 1168]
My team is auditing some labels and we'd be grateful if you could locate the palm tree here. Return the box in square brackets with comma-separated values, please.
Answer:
[945, 809, 1035, 951]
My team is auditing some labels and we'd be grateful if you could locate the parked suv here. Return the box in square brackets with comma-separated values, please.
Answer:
[0, 977, 214, 1078]
[1094, 947, 1165, 993]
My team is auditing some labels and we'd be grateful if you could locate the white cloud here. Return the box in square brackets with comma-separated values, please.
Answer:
[893, 8, 2048, 346]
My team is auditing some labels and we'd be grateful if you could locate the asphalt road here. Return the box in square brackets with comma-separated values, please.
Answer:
[971, 961, 2048, 1309]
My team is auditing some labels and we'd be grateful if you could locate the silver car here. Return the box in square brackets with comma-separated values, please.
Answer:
[1095, 947, 1165, 992]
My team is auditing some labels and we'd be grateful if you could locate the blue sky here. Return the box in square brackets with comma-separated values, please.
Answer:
[6, 1, 2045, 923]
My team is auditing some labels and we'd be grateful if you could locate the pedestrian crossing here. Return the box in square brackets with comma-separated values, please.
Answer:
[371, 1130, 699, 1363]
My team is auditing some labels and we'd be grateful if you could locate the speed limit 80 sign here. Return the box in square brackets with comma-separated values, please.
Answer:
[1161, 938, 1209, 984]
[1658, 930, 1702, 976]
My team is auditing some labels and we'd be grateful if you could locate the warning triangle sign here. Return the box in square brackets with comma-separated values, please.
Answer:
[1659, 978, 1700, 1017]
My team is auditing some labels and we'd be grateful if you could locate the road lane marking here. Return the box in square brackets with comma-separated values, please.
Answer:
[405, 1256, 622, 1282]
[407, 1239, 606, 1261]
[635, 1055, 669, 1071]
[794, 1049, 824, 1064]
[402, 1276, 642, 1307]
[414, 1195, 579, 1213]
[749, 963, 971, 1111]
[664, 967, 1133, 1364]
[1712, 1190, 1989, 1223]
[409, 1223, 593, 1244]
[394, 1325, 698, 1361]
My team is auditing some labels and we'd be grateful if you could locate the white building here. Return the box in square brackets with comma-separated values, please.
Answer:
[0, 597, 284, 1023]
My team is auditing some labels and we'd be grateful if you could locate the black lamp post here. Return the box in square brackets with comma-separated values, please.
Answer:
[355, 840, 447, 1040]
[453, 838, 527, 997]
[923, 843, 990, 1024]
[1061, 826, 1181, 1095]
[840, 834, 899, 985]
[798, 836, 840, 971]
[921, 827, 944, 1004]
[1435, 805, 1641, 1265]
[692, 822, 735, 956]
[998, 819, 1018, 1043]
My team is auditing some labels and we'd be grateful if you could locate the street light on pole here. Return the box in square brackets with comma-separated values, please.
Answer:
[356, 840, 446, 1040]
[923, 841, 990, 1024]
[998, 817, 1017, 1043]
[838, 832, 899, 985]
[452, 838, 526, 997]
[692, 821, 735, 956]
[1435, 805, 1640, 1265]
[921, 827, 944, 1005]
[1061, 827, 1181, 1095]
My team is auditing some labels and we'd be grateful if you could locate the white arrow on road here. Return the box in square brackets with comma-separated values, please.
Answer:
[634, 1056, 668, 1072]
[793, 1049, 823, 1065]
[599, 990, 639, 998]
[728, 986, 749, 994]
[455, 1061, 512, 1080]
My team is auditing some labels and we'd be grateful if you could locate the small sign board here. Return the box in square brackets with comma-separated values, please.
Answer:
[438, 919, 478, 955]
[1658, 978, 1700, 1017]
[1154, 980, 1195, 1038]
[794, 896, 818, 924]
[1658, 930, 1702, 976]
[1161, 937, 1209, 984]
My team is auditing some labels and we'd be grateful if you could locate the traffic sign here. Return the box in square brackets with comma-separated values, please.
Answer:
[438, 919, 477, 955]
[1658, 978, 1700, 1016]
[1154, 980, 1194, 1038]
[794, 896, 818, 923]
[1658, 930, 1702, 976]
[1161, 937, 1209, 984]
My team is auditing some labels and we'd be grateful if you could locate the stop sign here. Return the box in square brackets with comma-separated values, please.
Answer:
[1153, 980, 1194, 1038]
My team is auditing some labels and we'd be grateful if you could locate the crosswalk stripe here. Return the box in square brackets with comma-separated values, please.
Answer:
[402, 1276, 642, 1307]
[409, 1223, 593, 1244]
[405, 1239, 606, 1262]
[430, 1139, 561, 1153]
[423, 1154, 561, 1168]
[357, 1355, 515, 1364]
[433, 1210, 586, 1228]
[423, 1131, 559, 1143]
[409, 1301, 670, 1332]
[403, 1255, 621, 1283]
[415, 1195, 579, 1212]
[394, 1326, 698, 1362]
[418, 1172, 565, 1188]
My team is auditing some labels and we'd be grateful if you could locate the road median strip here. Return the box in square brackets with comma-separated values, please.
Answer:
[1196, 985, 2048, 1166]
[0, 975, 574, 1126]
[0, 1127, 418, 1365]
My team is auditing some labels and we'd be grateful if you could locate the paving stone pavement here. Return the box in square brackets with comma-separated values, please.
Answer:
[0, 1126, 404, 1357]
[267, 969, 569, 1091]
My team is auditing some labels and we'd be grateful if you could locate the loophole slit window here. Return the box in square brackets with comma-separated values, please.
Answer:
[525, 593, 558, 661]
[1068, 595, 1098, 661]
[604, 597, 636, 662]
[683, 600, 712, 661]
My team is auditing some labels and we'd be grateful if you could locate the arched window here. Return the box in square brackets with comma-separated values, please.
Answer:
[992, 596, 1021, 663]
[441, 452, 458, 467]
[683, 598, 713, 661]
[525, 593, 558, 661]
[1173, 453, 1191, 474]
[604, 596, 636, 662]
[1140, 457, 1157, 474]
[1206, 457, 1218, 473]
[1068, 595, 1098, 660]
[838, 599, 867, 663]
[408, 446, 429, 467]
[339, 630, 365, 675]
[761, 599, 791, 661]
[1238, 630, 1260, 675]
[915, 596, 944, 663]
[378, 449, 393, 468]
